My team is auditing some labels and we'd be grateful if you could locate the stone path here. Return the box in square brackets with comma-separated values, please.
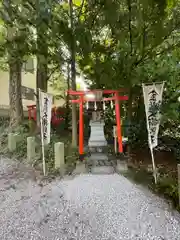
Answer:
[0, 156, 180, 239]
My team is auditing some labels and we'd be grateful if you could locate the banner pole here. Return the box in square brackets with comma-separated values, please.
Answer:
[39, 88, 46, 176]
[150, 146, 157, 184]
[114, 137, 117, 154]
[113, 126, 117, 154]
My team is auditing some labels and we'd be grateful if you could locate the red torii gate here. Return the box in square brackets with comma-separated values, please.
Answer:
[68, 89, 128, 158]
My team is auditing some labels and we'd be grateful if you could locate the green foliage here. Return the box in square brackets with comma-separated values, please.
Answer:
[1, 0, 180, 98]
[104, 105, 116, 137]
[128, 121, 147, 149]
[0, 0, 180, 163]
[156, 174, 179, 209]
[77, 0, 180, 87]
[0, 121, 30, 158]
[72, 0, 180, 152]
[123, 168, 154, 186]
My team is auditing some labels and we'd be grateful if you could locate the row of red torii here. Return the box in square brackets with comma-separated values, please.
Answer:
[68, 89, 128, 158]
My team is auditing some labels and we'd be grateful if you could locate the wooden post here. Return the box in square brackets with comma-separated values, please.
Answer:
[114, 91, 123, 152]
[79, 96, 84, 158]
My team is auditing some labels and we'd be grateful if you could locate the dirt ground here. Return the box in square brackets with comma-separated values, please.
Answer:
[130, 149, 177, 175]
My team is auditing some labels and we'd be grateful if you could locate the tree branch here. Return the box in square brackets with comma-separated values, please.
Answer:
[132, 40, 180, 70]
[77, 0, 85, 20]
[127, 0, 133, 55]
[47, 66, 60, 81]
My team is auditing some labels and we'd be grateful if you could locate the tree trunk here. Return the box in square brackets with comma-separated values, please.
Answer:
[36, 0, 49, 93]
[36, 54, 48, 92]
[65, 63, 71, 130]
[127, 88, 133, 155]
[69, 0, 78, 147]
[9, 60, 24, 128]
[36, 29, 48, 129]
[71, 59, 78, 147]
[5, 0, 24, 129]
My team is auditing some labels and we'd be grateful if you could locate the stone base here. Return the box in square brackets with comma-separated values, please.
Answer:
[87, 118, 116, 175]
[88, 140, 107, 147]
[88, 146, 108, 154]
[116, 160, 128, 173]
[72, 162, 87, 175]
[91, 166, 115, 174]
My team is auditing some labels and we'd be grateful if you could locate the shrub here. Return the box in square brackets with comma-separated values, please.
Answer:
[128, 120, 148, 150]
[156, 174, 179, 208]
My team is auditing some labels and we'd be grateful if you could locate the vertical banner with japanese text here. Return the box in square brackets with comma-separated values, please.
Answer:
[142, 82, 164, 183]
[39, 90, 52, 145]
[39, 89, 52, 176]
[142, 82, 164, 149]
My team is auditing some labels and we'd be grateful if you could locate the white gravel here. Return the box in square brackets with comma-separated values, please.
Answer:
[0, 156, 180, 240]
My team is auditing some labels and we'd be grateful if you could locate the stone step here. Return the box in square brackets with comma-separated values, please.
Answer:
[90, 166, 115, 174]
[89, 153, 109, 161]
[87, 159, 114, 166]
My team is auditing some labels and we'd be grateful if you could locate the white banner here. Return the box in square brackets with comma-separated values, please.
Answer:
[39, 90, 52, 145]
[142, 82, 164, 149]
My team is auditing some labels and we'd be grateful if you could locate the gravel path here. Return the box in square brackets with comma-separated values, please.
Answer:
[0, 156, 180, 240]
